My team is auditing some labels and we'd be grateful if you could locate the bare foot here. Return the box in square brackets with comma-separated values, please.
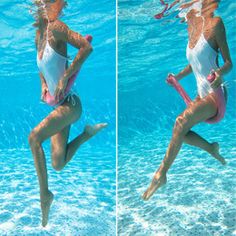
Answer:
[142, 173, 167, 201]
[84, 123, 108, 137]
[210, 142, 226, 165]
[41, 190, 54, 227]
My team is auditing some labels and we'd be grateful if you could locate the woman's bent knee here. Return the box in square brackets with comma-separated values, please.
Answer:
[28, 130, 42, 147]
[174, 115, 190, 136]
[51, 161, 64, 171]
[51, 151, 65, 171]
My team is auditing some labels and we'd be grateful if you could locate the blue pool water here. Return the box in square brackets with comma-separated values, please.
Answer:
[0, 0, 115, 235]
[118, 0, 236, 235]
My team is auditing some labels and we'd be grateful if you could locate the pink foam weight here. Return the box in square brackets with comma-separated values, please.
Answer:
[167, 74, 192, 105]
[206, 72, 226, 123]
[167, 74, 226, 124]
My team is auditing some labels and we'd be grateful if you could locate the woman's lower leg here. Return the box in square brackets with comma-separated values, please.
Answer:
[184, 130, 213, 153]
[158, 123, 186, 176]
[29, 132, 54, 227]
[29, 136, 49, 197]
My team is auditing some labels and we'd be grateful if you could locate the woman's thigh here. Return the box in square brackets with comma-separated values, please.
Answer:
[178, 93, 218, 129]
[31, 95, 82, 143]
[51, 124, 70, 156]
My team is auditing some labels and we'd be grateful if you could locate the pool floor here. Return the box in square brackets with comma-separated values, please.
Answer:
[0, 145, 115, 235]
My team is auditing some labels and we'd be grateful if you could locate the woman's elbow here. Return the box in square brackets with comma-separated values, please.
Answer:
[227, 60, 233, 72]
[85, 44, 93, 54]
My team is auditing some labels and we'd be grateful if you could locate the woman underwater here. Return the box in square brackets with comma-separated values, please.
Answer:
[29, 0, 107, 226]
[143, 0, 232, 200]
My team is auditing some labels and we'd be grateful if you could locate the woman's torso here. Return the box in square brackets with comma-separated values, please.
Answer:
[36, 22, 68, 96]
[186, 16, 219, 98]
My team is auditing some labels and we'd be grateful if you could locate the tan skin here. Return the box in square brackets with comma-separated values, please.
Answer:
[29, 0, 107, 227]
[143, 0, 232, 200]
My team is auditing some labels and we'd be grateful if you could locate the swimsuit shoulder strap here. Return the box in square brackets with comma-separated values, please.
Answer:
[46, 21, 49, 42]
[200, 15, 205, 35]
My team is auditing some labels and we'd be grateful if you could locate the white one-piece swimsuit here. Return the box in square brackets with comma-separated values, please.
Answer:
[37, 40, 68, 96]
[186, 18, 219, 98]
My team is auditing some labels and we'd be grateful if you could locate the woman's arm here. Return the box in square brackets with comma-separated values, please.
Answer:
[51, 20, 93, 101]
[174, 64, 192, 80]
[215, 17, 233, 76]
[35, 31, 49, 98]
[210, 17, 233, 89]
[39, 72, 47, 87]
[39, 73, 48, 101]
[37, 31, 48, 100]
[52, 20, 93, 81]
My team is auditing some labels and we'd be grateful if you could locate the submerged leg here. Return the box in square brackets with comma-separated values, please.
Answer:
[65, 124, 108, 164]
[184, 130, 226, 164]
[51, 123, 108, 171]
[142, 94, 218, 200]
[28, 97, 81, 227]
[29, 132, 54, 227]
